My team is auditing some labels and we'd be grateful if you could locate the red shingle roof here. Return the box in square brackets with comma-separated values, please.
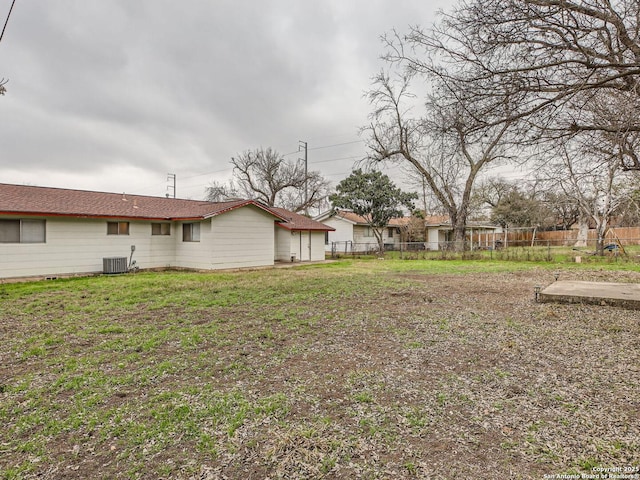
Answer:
[269, 207, 335, 231]
[322, 210, 411, 227]
[0, 183, 286, 221]
[424, 215, 451, 226]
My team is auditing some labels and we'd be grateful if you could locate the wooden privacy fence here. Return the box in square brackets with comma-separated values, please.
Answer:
[474, 226, 640, 247]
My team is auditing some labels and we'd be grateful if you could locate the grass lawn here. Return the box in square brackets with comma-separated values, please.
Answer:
[1, 259, 639, 479]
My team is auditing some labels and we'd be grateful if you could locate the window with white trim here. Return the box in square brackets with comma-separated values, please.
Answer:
[182, 223, 200, 242]
[0, 219, 46, 243]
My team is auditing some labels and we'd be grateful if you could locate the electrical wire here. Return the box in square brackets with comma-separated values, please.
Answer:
[0, 0, 16, 44]
[282, 138, 364, 157]
[308, 140, 364, 151]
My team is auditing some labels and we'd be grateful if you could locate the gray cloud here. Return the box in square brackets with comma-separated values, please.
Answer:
[1, 0, 454, 197]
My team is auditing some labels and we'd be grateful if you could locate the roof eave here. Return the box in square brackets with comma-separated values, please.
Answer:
[0, 211, 174, 221]
[276, 223, 335, 232]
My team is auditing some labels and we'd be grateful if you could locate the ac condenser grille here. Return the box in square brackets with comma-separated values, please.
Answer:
[103, 257, 128, 274]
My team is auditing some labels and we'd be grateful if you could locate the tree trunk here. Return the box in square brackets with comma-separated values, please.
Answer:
[452, 222, 467, 252]
[374, 228, 385, 256]
[594, 221, 608, 256]
[574, 219, 588, 248]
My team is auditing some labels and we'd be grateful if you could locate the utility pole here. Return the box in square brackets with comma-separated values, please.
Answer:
[167, 173, 176, 199]
[299, 140, 308, 215]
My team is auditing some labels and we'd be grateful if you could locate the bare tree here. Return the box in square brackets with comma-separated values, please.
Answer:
[392, 0, 640, 169]
[229, 147, 330, 213]
[613, 176, 640, 226]
[365, 70, 518, 251]
[541, 136, 633, 254]
[540, 191, 581, 231]
[473, 177, 516, 210]
[204, 180, 240, 203]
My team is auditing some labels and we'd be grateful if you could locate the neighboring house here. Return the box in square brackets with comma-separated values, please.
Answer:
[314, 210, 409, 253]
[314, 209, 500, 252]
[424, 216, 501, 250]
[0, 184, 334, 279]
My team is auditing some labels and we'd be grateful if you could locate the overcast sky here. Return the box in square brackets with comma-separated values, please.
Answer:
[1, 0, 458, 199]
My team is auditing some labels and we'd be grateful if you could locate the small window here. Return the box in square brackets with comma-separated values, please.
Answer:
[363, 226, 374, 237]
[0, 220, 20, 243]
[107, 222, 129, 235]
[182, 223, 200, 242]
[388, 227, 394, 238]
[0, 219, 46, 243]
[152, 223, 171, 235]
[324, 231, 329, 245]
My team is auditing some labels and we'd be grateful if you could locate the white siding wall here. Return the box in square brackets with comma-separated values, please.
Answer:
[385, 227, 401, 247]
[0, 217, 174, 279]
[322, 217, 397, 252]
[208, 206, 275, 269]
[173, 219, 213, 270]
[275, 229, 327, 262]
[426, 228, 449, 250]
[322, 217, 354, 252]
[352, 225, 379, 251]
[0, 207, 284, 279]
[148, 224, 176, 267]
[274, 227, 294, 262]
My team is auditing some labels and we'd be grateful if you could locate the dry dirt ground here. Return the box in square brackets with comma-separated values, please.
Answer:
[1, 266, 639, 479]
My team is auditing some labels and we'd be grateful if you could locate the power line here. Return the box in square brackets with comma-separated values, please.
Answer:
[311, 155, 362, 165]
[308, 139, 364, 151]
[168, 139, 366, 196]
[179, 166, 233, 181]
[282, 139, 365, 157]
[0, 0, 16, 44]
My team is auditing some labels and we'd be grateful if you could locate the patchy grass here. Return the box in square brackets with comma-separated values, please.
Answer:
[1, 259, 639, 479]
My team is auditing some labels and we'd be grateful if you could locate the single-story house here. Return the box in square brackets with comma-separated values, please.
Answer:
[424, 216, 501, 250]
[0, 183, 334, 279]
[314, 209, 500, 252]
[314, 210, 410, 253]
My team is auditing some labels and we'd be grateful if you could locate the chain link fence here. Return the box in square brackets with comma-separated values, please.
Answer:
[329, 238, 640, 263]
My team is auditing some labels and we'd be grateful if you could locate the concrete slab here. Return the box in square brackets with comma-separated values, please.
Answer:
[539, 280, 640, 310]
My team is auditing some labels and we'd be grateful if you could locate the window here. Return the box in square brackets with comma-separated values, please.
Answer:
[388, 227, 394, 238]
[0, 219, 46, 243]
[152, 223, 171, 235]
[107, 222, 129, 235]
[182, 222, 200, 242]
[325, 231, 329, 245]
[363, 226, 374, 237]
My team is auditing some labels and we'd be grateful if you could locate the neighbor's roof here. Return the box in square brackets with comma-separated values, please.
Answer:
[424, 215, 451, 226]
[269, 207, 335, 232]
[0, 183, 287, 221]
[316, 210, 411, 227]
[424, 215, 499, 229]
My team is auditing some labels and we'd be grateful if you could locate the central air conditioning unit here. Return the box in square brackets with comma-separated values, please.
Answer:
[103, 256, 128, 274]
